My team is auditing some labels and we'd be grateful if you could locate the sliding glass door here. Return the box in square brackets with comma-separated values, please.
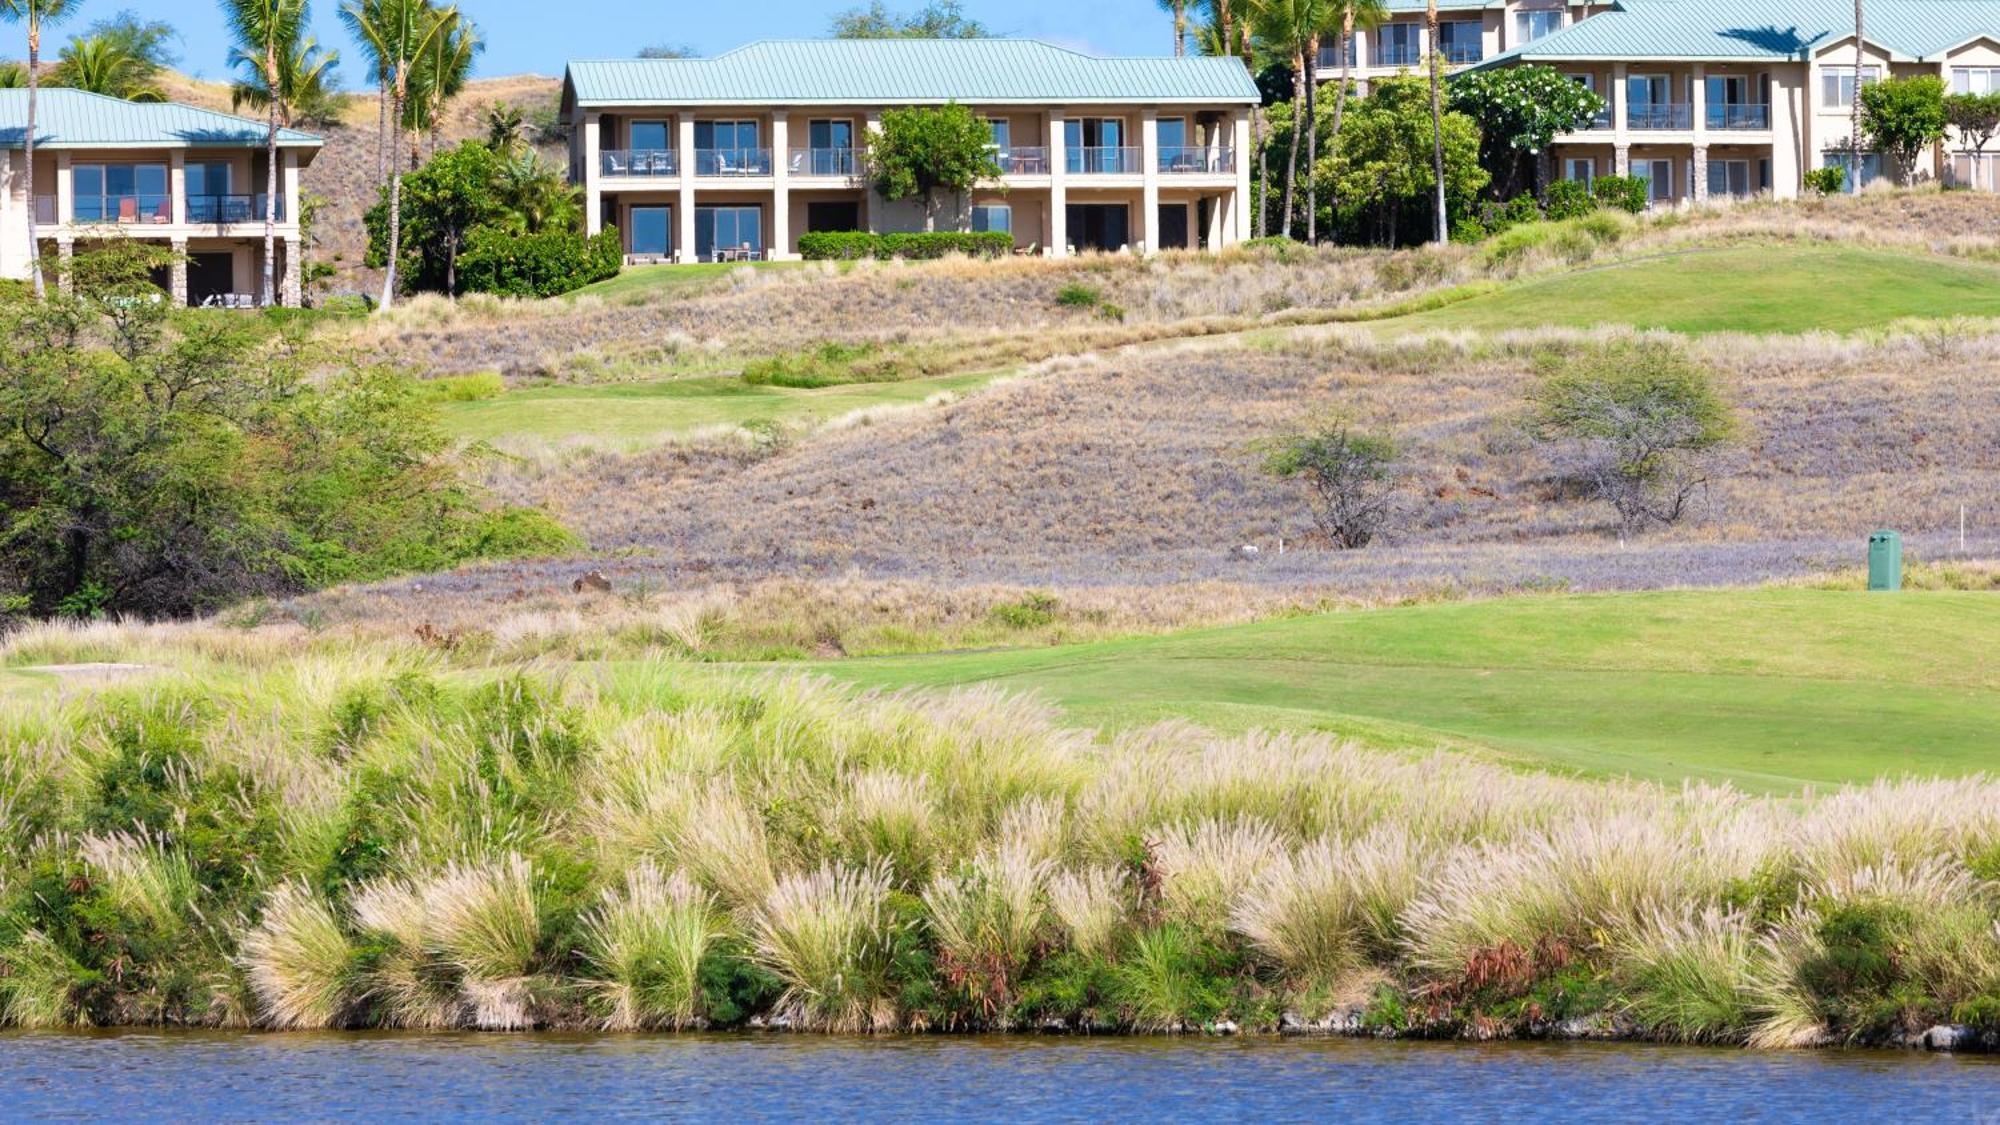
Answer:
[695, 205, 764, 261]
[629, 205, 672, 257]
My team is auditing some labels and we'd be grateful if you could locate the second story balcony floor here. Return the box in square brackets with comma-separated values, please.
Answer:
[36, 192, 285, 226]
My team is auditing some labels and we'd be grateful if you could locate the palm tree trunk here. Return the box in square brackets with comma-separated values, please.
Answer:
[1280, 54, 1305, 239]
[1329, 9, 1355, 241]
[1173, 2, 1186, 56]
[25, 21, 43, 299]
[1850, 0, 1864, 194]
[1305, 36, 1320, 244]
[1245, 36, 1266, 238]
[1219, 0, 1233, 54]
[1427, 0, 1448, 243]
[262, 44, 280, 308]
[377, 75, 389, 184]
[381, 76, 407, 311]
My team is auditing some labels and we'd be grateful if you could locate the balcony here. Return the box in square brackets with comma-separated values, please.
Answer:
[993, 146, 1050, 175]
[1067, 146, 1142, 175]
[789, 147, 863, 178]
[694, 147, 772, 176]
[72, 193, 174, 225]
[1584, 107, 1614, 130]
[1373, 45, 1421, 67]
[1316, 44, 1357, 70]
[1707, 104, 1770, 130]
[187, 194, 283, 223]
[602, 149, 678, 177]
[1159, 146, 1235, 175]
[1627, 103, 1693, 130]
[1438, 39, 1483, 64]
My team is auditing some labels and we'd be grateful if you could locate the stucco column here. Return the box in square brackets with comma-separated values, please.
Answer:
[1138, 109, 1160, 256]
[1612, 63, 1629, 144]
[677, 115, 698, 262]
[1693, 144, 1710, 202]
[1231, 111, 1251, 245]
[1692, 64, 1707, 135]
[169, 238, 188, 306]
[771, 111, 792, 259]
[1614, 144, 1631, 176]
[169, 150, 186, 225]
[55, 152, 72, 225]
[283, 149, 300, 225]
[583, 112, 603, 237]
[282, 235, 302, 306]
[1048, 110, 1068, 257]
[863, 109, 886, 237]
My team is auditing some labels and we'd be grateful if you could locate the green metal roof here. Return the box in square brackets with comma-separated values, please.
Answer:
[566, 39, 1260, 107]
[1478, 0, 2000, 64]
[0, 88, 322, 151]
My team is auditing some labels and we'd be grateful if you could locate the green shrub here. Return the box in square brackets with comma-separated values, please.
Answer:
[797, 230, 1012, 261]
[1543, 179, 1595, 220]
[743, 341, 914, 388]
[1804, 166, 1848, 195]
[1480, 195, 1544, 235]
[989, 592, 1059, 629]
[456, 226, 623, 298]
[1592, 174, 1650, 214]
[1054, 282, 1102, 308]
[425, 371, 506, 402]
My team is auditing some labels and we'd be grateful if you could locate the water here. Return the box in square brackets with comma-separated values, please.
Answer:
[2, 1031, 1996, 1121]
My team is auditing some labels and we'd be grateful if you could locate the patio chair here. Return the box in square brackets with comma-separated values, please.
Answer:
[789, 151, 806, 175]
[150, 199, 171, 223]
[716, 152, 735, 175]
[606, 153, 628, 176]
[118, 197, 139, 223]
[1012, 241, 1039, 257]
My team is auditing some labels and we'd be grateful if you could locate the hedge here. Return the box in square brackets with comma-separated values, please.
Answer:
[456, 226, 624, 298]
[1591, 175, 1650, 214]
[798, 230, 1015, 261]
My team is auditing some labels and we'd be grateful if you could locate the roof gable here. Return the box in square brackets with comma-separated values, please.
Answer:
[1483, 0, 2000, 64]
[0, 88, 322, 150]
[566, 39, 1260, 107]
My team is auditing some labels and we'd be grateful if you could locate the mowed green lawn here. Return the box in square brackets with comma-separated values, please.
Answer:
[568, 260, 816, 301]
[441, 370, 1001, 446]
[813, 589, 2000, 792]
[1390, 244, 2000, 336]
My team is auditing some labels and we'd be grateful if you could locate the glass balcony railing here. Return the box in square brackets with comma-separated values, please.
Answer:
[1707, 104, 1770, 130]
[789, 147, 863, 177]
[72, 193, 174, 224]
[1373, 45, 1421, 67]
[1439, 41, 1484, 64]
[993, 146, 1050, 175]
[1158, 146, 1235, 174]
[694, 147, 772, 176]
[1627, 103, 1693, 130]
[1067, 146, 1142, 175]
[187, 194, 283, 223]
[601, 149, 678, 177]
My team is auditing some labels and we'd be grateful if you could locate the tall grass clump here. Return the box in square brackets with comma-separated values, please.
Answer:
[753, 861, 898, 1031]
[241, 882, 354, 1030]
[584, 862, 722, 1030]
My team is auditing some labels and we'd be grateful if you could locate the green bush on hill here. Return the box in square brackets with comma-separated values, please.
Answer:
[456, 226, 623, 299]
[1592, 175, 1650, 214]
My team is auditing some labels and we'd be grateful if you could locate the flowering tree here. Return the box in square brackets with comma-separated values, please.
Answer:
[1448, 65, 1604, 198]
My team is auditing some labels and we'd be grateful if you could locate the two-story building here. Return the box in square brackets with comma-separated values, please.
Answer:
[1315, 0, 1605, 92]
[1474, 0, 2000, 203]
[561, 39, 1260, 262]
[0, 88, 322, 306]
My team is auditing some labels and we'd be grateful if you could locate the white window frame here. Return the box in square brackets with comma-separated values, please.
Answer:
[1706, 158, 1752, 198]
[1563, 157, 1595, 186]
[1953, 67, 2000, 96]
[971, 203, 1012, 235]
[1515, 8, 1563, 45]
[1821, 64, 1881, 108]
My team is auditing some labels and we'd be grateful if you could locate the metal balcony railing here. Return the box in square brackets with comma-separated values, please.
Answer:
[1707, 104, 1770, 130]
[694, 147, 772, 176]
[1158, 146, 1235, 174]
[1374, 45, 1421, 67]
[1068, 146, 1142, 175]
[72, 193, 174, 224]
[789, 147, 863, 177]
[1627, 103, 1693, 130]
[187, 194, 283, 223]
[993, 146, 1050, 175]
[601, 149, 678, 177]
[1439, 41, 1484, 63]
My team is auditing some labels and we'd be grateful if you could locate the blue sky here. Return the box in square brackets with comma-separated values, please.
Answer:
[45, 1, 1179, 84]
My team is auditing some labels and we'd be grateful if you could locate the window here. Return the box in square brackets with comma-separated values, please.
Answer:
[1065, 118, 1129, 173]
[1823, 151, 1882, 191]
[1627, 75, 1686, 128]
[986, 119, 1011, 150]
[629, 120, 670, 152]
[73, 163, 168, 222]
[1375, 23, 1421, 67]
[696, 205, 763, 261]
[971, 204, 1012, 234]
[1706, 159, 1751, 198]
[1515, 9, 1562, 44]
[1317, 35, 1356, 70]
[1570, 74, 1611, 127]
[1632, 157, 1674, 203]
[805, 119, 856, 175]
[1438, 20, 1482, 63]
[1821, 65, 1880, 108]
[629, 205, 671, 256]
[184, 161, 233, 222]
[1954, 68, 2000, 95]
[1157, 117, 1193, 169]
[695, 120, 764, 173]
[1563, 157, 1595, 186]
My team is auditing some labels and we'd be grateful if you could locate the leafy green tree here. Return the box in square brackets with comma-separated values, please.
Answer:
[1860, 74, 1947, 183]
[830, 0, 988, 38]
[54, 13, 175, 99]
[636, 42, 696, 59]
[230, 33, 343, 127]
[1526, 341, 1735, 536]
[364, 139, 505, 294]
[867, 103, 1002, 232]
[0, 0, 84, 299]
[1258, 415, 1401, 549]
[1323, 0, 1388, 235]
[484, 100, 525, 152]
[221, 0, 310, 308]
[355, 0, 460, 310]
[1945, 90, 2000, 160]
[1317, 75, 1485, 245]
[1449, 65, 1605, 198]
[492, 151, 580, 234]
[0, 253, 573, 618]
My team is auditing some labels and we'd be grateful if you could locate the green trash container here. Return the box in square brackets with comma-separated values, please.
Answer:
[1868, 530, 1903, 592]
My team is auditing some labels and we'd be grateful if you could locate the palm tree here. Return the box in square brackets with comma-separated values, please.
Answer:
[1, 0, 81, 299]
[1251, 0, 1311, 240]
[1850, 0, 1864, 194]
[1324, 0, 1386, 238]
[371, 0, 458, 310]
[485, 100, 524, 152]
[54, 30, 165, 99]
[1425, 0, 1447, 242]
[405, 8, 477, 163]
[338, 0, 392, 185]
[1158, 0, 1187, 55]
[495, 151, 579, 233]
[221, 0, 310, 308]
[230, 35, 341, 127]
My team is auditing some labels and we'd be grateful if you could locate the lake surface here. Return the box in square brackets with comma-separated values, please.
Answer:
[2, 1031, 1996, 1121]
